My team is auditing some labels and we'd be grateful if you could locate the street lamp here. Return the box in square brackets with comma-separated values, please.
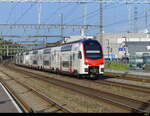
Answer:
[122, 36, 128, 58]
[59, 13, 64, 39]
[122, 36, 129, 63]
[106, 39, 110, 60]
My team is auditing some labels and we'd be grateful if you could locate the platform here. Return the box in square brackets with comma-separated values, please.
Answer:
[0, 82, 22, 113]
[105, 69, 150, 77]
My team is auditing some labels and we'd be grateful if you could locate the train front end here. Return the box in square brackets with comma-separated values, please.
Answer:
[82, 39, 104, 78]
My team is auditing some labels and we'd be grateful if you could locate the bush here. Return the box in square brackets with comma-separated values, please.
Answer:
[105, 61, 129, 70]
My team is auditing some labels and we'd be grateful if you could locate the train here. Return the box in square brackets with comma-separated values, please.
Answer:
[15, 38, 104, 79]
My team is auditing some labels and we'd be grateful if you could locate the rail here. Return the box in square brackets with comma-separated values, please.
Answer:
[0, 80, 33, 113]
[0, 69, 72, 113]
[4, 64, 150, 113]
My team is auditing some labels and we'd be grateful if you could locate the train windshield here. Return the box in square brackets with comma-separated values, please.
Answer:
[83, 40, 103, 60]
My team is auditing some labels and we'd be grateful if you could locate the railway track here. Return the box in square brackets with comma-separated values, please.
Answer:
[0, 69, 71, 113]
[0, 80, 33, 113]
[95, 79, 150, 94]
[104, 72, 150, 83]
[4, 63, 150, 113]
[10, 62, 150, 95]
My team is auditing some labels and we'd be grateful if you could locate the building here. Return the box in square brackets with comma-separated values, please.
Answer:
[127, 41, 150, 68]
[97, 31, 150, 60]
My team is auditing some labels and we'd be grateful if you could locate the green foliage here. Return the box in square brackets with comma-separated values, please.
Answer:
[105, 61, 129, 70]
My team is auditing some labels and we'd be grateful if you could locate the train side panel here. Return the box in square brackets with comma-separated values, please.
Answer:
[15, 39, 104, 78]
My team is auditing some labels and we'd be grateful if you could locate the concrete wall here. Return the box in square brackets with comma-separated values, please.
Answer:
[97, 32, 150, 59]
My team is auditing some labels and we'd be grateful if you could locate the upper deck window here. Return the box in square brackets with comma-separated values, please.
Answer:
[33, 50, 38, 54]
[61, 44, 72, 52]
[43, 49, 51, 54]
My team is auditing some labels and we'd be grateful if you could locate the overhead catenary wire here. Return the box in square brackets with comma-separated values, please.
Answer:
[62, 4, 78, 23]
[87, 10, 150, 33]
[43, 3, 70, 24]
[5, 2, 37, 36]
[6, 3, 18, 24]
[14, 2, 37, 24]
[3, 2, 150, 38]
[65, 4, 123, 25]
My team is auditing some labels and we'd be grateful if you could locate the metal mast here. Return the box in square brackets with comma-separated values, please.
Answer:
[99, 0, 103, 45]
[145, 10, 148, 29]
[81, 3, 87, 36]
[38, 2, 42, 24]
[133, 6, 138, 32]
[128, 5, 132, 32]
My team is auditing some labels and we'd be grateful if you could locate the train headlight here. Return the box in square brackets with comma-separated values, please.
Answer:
[85, 59, 89, 65]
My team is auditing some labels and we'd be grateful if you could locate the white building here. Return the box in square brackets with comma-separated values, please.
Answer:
[97, 31, 150, 59]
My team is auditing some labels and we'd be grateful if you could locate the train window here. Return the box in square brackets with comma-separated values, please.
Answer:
[33, 60, 37, 64]
[84, 41, 101, 51]
[84, 40, 102, 60]
[43, 61, 49, 66]
[33, 50, 38, 54]
[62, 61, 69, 67]
[44, 49, 51, 54]
[78, 51, 82, 59]
[61, 44, 72, 52]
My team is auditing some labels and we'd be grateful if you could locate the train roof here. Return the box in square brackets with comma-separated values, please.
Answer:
[17, 38, 99, 54]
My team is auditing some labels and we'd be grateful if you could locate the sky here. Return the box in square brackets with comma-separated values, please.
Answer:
[0, 2, 149, 43]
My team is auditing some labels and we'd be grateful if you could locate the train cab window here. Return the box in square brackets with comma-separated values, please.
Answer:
[78, 51, 82, 59]
[83, 40, 102, 60]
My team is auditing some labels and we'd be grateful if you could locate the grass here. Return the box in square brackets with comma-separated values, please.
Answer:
[105, 61, 129, 70]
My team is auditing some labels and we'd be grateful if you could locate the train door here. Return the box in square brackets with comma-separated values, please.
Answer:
[38, 50, 43, 68]
[57, 51, 60, 71]
[61, 52, 69, 72]
[77, 45, 83, 74]
[52, 50, 57, 71]
[71, 53, 75, 72]
[70, 54, 72, 73]
[59, 51, 61, 71]
[51, 51, 54, 70]
[49, 54, 51, 70]
[55, 50, 57, 71]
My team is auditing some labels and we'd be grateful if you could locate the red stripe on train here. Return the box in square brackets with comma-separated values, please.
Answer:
[84, 58, 104, 66]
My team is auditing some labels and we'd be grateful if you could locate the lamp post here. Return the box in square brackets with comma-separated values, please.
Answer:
[59, 13, 64, 40]
[122, 36, 128, 58]
[122, 36, 128, 63]
[106, 39, 110, 60]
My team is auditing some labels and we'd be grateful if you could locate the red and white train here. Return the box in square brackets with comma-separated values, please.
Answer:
[15, 39, 104, 79]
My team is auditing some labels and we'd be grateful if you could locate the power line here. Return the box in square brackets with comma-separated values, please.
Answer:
[6, 3, 18, 23]
[66, 4, 123, 24]
[43, 3, 70, 24]
[86, 9, 150, 33]
[14, 3, 37, 24]
[101, 10, 150, 31]
[63, 4, 78, 23]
